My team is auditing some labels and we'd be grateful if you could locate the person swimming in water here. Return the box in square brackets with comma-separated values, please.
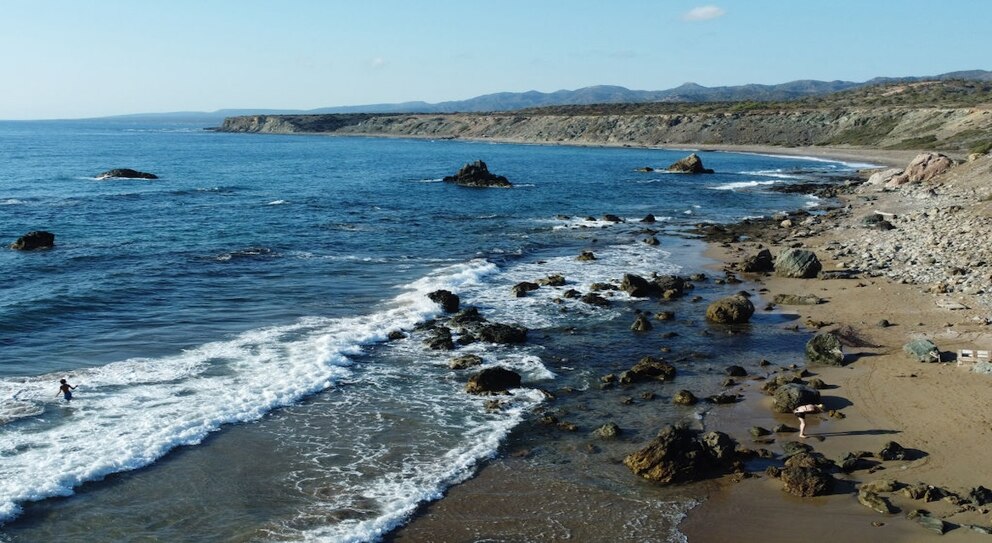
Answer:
[56, 379, 77, 402]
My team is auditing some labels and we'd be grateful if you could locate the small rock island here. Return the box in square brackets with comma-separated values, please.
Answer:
[667, 153, 714, 174]
[442, 160, 512, 188]
[96, 168, 159, 180]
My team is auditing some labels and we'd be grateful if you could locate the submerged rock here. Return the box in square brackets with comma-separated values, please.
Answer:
[428, 290, 460, 313]
[449, 354, 483, 370]
[621, 356, 676, 383]
[96, 168, 158, 180]
[10, 230, 55, 250]
[667, 153, 714, 174]
[442, 160, 512, 188]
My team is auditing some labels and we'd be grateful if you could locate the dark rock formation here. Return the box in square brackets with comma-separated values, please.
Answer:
[705, 295, 755, 324]
[537, 274, 566, 287]
[10, 231, 55, 250]
[672, 390, 698, 405]
[623, 425, 737, 484]
[424, 327, 455, 350]
[630, 314, 653, 332]
[806, 333, 845, 366]
[620, 356, 676, 384]
[428, 290, 460, 313]
[772, 383, 821, 413]
[96, 168, 158, 180]
[581, 293, 610, 307]
[594, 422, 622, 439]
[780, 466, 835, 497]
[603, 214, 624, 223]
[477, 323, 528, 344]
[774, 248, 822, 278]
[725, 365, 747, 377]
[739, 248, 774, 273]
[577, 251, 596, 261]
[667, 153, 714, 174]
[641, 214, 657, 223]
[466, 367, 522, 394]
[878, 441, 907, 461]
[442, 160, 512, 188]
[511, 281, 540, 297]
[621, 274, 657, 297]
[449, 354, 483, 370]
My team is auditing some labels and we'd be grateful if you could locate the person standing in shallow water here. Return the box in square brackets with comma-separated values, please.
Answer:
[793, 403, 825, 438]
[56, 379, 77, 402]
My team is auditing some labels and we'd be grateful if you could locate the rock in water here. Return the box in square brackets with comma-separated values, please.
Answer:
[667, 153, 714, 174]
[806, 333, 845, 366]
[705, 295, 755, 324]
[620, 356, 676, 383]
[427, 290, 460, 313]
[773, 383, 821, 413]
[465, 367, 521, 394]
[10, 231, 55, 250]
[630, 314, 653, 332]
[903, 338, 940, 363]
[477, 323, 528, 344]
[449, 354, 483, 370]
[621, 273, 658, 297]
[774, 248, 822, 278]
[511, 281, 540, 297]
[96, 168, 158, 179]
[594, 422, 621, 439]
[442, 160, 512, 188]
[672, 390, 698, 405]
[623, 425, 735, 484]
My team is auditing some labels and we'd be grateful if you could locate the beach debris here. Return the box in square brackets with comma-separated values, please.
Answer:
[594, 422, 622, 440]
[666, 153, 714, 174]
[10, 230, 55, 250]
[442, 160, 512, 188]
[465, 367, 521, 395]
[859, 489, 897, 514]
[906, 510, 947, 535]
[805, 333, 845, 366]
[96, 168, 158, 179]
[427, 289, 460, 313]
[619, 356, 676, 384]
[623, 425, 738, 484]
[672, 390, 698, 406]
[772, 383, 820, 413]
[705, 294, 755, 324]
[774, 248, 822, 278]
[448, 354, 483, 370]
[903, 338, 940, 363]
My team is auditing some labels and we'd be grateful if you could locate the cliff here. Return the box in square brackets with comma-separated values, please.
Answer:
[216, 81, 992, 153]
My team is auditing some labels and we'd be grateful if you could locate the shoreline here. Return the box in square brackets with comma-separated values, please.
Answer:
[388, 150, 992, 541]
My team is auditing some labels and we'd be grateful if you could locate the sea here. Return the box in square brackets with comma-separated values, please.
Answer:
[0, 120, 871, 542]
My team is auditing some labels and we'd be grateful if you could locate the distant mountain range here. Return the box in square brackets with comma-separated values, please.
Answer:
[97, 70, 992, 123]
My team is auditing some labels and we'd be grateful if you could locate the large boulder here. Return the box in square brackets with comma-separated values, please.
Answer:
[10, 231, 55, 250]
[705, 295, 755, 324]
[865, 168, 904, 186]
[427, 290, 460, 313]
[772, 383, 821, 413]
[466, 367, 522, 394]
[621, 274, 658, 297]
[780, 466, 835, 497]
[667, 153, 714, 174]
[623, 425, 735, 484]
[442, 160, 512, 188]
[96, 168, 158, 179]
[887, 153, 954, 187]
[774, 248, 822, 278]
[903, 338, 940, 363]
[739, 248, 774, 273]
[653, 275, 687, 298]
[806, 333, 845, 366]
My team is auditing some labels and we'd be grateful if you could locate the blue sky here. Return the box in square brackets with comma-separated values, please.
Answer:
[1, 0, 989, 119]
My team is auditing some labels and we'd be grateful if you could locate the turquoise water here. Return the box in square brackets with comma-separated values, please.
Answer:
[0, 120, 865, 541]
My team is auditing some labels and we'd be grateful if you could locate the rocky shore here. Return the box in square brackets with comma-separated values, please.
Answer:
[387, 148, 992, 542]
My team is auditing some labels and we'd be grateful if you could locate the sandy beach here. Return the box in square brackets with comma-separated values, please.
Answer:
[390, 147, 992, 542]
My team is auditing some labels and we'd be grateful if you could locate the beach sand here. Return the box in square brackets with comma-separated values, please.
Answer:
[390, 147, 992, 542]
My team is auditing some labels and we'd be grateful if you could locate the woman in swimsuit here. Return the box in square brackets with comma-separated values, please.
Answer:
[793, 403, 825, 438]
[56, 379, 77, 402]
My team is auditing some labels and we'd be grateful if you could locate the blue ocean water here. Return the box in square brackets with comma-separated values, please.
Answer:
[0, 120, 867, 542]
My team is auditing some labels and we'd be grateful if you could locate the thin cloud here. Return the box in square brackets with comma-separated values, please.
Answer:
[370, 57, 386, 69]
[683, 5, 726, 21]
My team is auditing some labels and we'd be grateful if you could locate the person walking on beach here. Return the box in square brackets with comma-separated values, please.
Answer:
[56, 379, 77, 402]
[793, 403, 825, 438]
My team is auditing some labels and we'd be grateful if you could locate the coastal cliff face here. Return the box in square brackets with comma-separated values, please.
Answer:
[218, 107, 992, 152]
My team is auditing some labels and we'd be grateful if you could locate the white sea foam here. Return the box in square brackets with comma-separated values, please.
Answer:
[0, 199, 24, 205]
[0, 259, 499, 524]
[267, 199, 289, 205]
[710, 180, 780, 191]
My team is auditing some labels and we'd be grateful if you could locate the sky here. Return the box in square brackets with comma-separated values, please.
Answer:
[1, 0, 989, 119]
